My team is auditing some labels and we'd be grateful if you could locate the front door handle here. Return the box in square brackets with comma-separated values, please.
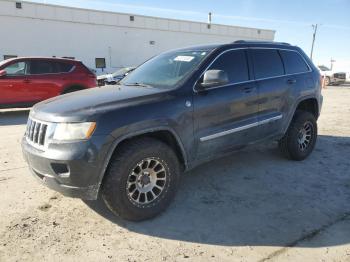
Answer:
[23, 79, 31, 84]
[287, 79, 297, 85]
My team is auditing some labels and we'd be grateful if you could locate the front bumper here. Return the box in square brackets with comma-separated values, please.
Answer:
[332, 78, 346, 85]
[21, 135, 112, 200]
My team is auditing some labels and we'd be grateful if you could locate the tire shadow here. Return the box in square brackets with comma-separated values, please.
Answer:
[84, 135, 350, 247]
[0, 109, 29, 126]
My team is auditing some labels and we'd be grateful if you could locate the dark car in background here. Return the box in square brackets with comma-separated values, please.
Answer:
[97, 67, 135, 86]
[0, 57, 97, 108]
[22, 41, 322, 221]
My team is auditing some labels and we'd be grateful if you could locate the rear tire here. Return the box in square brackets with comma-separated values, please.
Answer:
[279, 110, 317, 161]
[101, 137, 181, 221]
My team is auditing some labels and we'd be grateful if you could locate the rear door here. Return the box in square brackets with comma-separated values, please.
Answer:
[0, 60, 30, 105]
[279, 49, 312, 92]
[26, 60, 62, 102]
[249, 48, 289, 138]
[193, 49, 260, 159]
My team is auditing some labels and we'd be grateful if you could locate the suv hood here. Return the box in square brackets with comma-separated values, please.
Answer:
[31, 85, 170, 122]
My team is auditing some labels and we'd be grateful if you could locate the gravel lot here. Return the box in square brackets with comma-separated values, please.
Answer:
[0, 86, 350, 262]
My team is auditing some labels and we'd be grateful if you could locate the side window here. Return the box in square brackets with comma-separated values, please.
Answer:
[53, 62, 74, 73]
[279, 50, 309, 74]
[251, 49, 284, 79]
[4, 61, 26, 76]
[208, 50, 249, 84]
[29, 60, 55, 75]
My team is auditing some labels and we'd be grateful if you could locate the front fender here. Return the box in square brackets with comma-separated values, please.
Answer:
[95, 124, 188, 194]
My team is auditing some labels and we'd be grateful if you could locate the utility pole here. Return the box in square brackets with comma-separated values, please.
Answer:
[207, 12, 212, 29]
[330, 58, 336, 70]
[310, 24, 318, 61]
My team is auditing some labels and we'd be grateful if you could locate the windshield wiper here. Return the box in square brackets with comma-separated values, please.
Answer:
[123, 82, 152, 88]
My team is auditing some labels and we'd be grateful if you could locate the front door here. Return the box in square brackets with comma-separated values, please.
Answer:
[193, 49, 260, 160]
[0, 60, 29, 105]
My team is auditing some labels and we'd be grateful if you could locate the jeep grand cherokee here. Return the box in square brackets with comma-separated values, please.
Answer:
[22, 41, 323, 221]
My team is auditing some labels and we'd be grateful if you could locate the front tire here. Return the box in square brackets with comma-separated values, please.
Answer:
[102, 138, 181, 221]
[279, 111, 317, 161]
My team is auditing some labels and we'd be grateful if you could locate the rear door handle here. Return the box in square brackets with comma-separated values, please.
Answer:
[287, 79, 297, 85]
[23, 79, 31, 83]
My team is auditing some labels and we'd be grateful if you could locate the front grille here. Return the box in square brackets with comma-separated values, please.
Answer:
[26, 118, 48, 147]
[334, 73, 346, 79]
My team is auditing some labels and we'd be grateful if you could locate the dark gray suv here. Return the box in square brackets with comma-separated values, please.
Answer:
[22, 41, 323, 221]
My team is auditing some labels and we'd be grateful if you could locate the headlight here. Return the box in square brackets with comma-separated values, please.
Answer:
[53, 122, 96, 141]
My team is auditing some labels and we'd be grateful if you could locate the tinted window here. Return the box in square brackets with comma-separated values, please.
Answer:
[208, 50, 249, 84]
[251, 49, 284, 79]
[4, 61, 26, 75]
[53, 62, 74, 73]
[279, 50, 309, 74]
[29, 60, 55, 74]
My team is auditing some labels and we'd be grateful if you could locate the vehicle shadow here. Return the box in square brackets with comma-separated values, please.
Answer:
[0, 109, 29, 126]
[85, 135, 350, 247]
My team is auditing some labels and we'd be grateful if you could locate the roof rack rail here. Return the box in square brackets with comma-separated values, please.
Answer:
[233, 40, 291, 46]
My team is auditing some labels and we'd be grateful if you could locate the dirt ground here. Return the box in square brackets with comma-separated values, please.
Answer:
[0, 86, 350, 262]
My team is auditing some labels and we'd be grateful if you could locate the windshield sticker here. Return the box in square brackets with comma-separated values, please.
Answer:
[174, 56, 195, 62]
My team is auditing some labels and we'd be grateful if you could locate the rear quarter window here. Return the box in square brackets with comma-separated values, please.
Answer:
[251, 49, 284, 79]
[279, 50, 310, 74]
[54, 62, 74, 73]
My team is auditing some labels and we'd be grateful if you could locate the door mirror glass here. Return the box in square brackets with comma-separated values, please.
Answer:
[200, 69, 229, 89]
[0, 69, 6, 77]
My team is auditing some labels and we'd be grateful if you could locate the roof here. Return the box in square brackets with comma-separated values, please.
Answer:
[173, 40, 297, 53]
[232, 40, 291, 46]
[2, 57, 80, 63]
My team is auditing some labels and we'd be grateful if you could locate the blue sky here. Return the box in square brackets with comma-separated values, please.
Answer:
[28, 0, 350, 70]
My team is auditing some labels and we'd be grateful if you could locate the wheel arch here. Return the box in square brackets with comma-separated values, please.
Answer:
[295, 98, 319, 119]
[97, 127, 188, 193]
[281, 96, 320, 136]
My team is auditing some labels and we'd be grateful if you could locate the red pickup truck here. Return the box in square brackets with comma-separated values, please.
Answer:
[0, 57, 97, 108]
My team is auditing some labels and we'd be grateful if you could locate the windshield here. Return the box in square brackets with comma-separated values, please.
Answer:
[120, 50, 210, 88]
[112, 67, 133, 77]
[318, 65, 330, 71]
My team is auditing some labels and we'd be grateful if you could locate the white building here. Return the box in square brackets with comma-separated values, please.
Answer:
[0, 0, 275, 74]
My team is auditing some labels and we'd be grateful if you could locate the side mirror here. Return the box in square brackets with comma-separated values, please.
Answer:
[199, 69, 229, 90]
[0, 70, 6, 77]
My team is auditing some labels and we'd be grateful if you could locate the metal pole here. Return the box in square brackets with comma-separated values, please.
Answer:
[330, 58, 336, 70]
[207, 12, 212, 29]
[310, 24, 318, 61]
